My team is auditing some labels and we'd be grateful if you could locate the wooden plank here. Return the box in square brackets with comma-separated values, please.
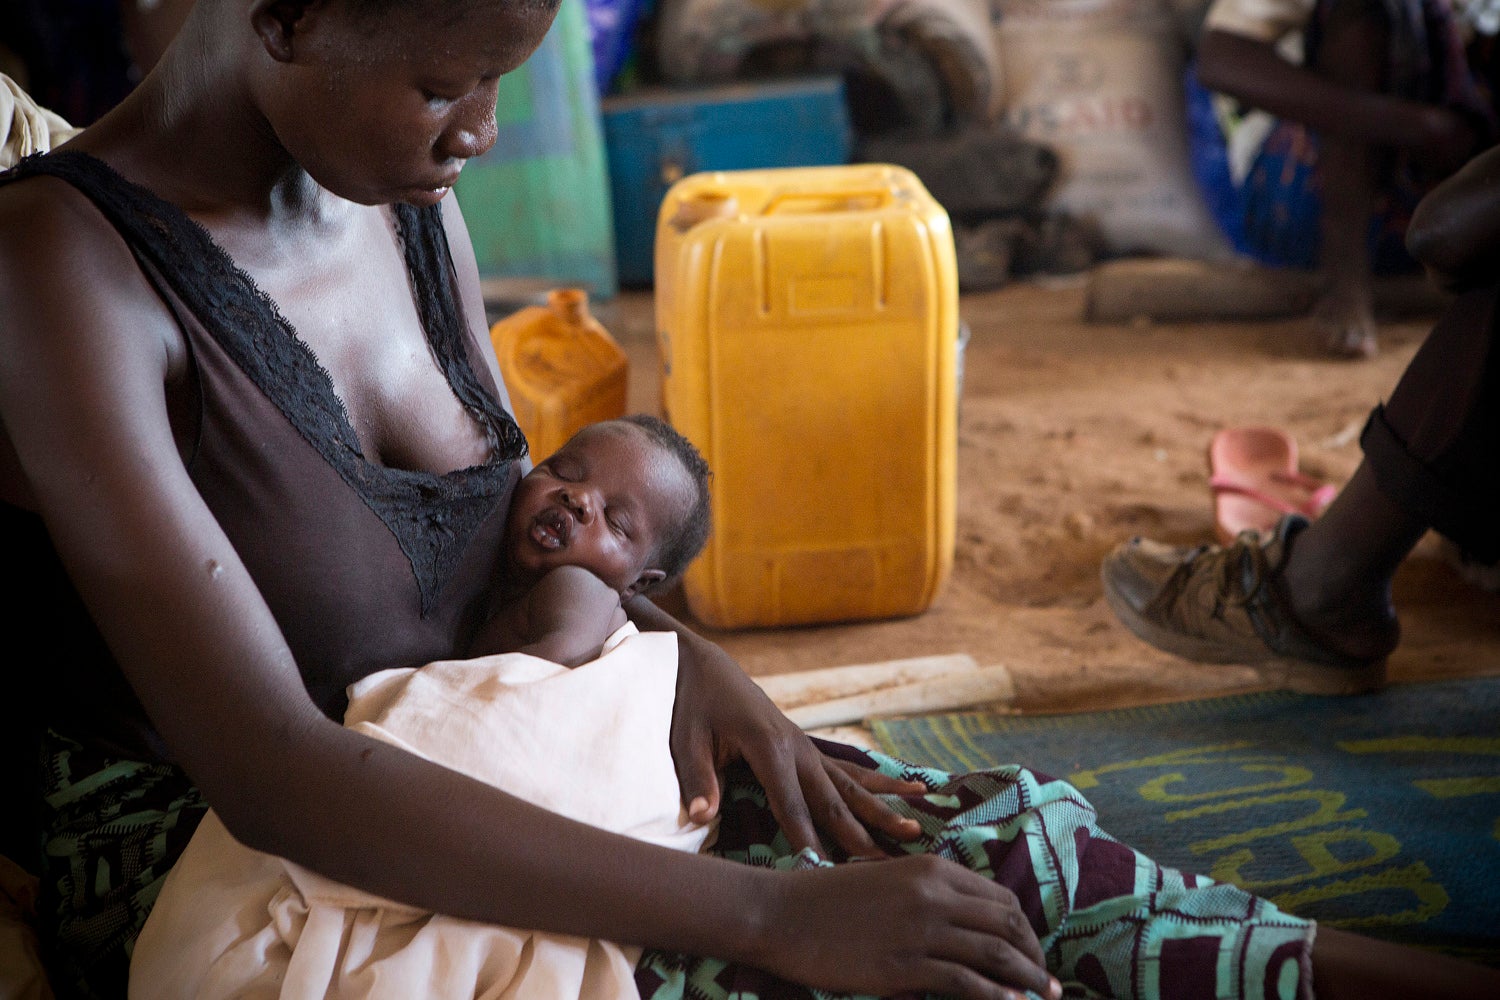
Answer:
[1086, 258, 1319, 322]
[752, 654, 979, 709]
[1085, 258, 1450, 323]
[783, 666, 1016, 730]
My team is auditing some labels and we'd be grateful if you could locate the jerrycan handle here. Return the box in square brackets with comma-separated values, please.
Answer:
[761, 189, 894, 215]
[667, 191, 739, 233]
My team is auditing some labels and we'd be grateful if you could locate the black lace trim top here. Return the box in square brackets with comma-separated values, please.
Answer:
[4, 151, 528, 614]
[1, 151, 532, 759]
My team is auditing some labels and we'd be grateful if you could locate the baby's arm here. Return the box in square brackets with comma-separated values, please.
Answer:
[471, 565, 627, 666]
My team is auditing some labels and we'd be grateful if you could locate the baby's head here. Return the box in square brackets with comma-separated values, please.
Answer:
[502, 415, 711, 598]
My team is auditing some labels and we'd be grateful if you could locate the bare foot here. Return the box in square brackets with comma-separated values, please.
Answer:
[1311, 287, 1377, 358]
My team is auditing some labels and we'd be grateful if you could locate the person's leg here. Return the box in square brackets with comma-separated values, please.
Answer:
[1101, 281, 1500, 683]
[1286, 273, 1500, 610]
[1308, 0, 1388, 358]
[1312, 926, 1500, 998]
[1271, 463, 1421, 661]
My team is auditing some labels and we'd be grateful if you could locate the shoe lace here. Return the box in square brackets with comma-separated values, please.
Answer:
[1214, 534, 1271, 609]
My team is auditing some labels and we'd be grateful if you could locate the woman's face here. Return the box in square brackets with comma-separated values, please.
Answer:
[257, 0, 558, 206]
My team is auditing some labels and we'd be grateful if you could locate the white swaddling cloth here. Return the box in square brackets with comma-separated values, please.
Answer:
[1, 74, 81, 169]
[130, 624, 713, 999]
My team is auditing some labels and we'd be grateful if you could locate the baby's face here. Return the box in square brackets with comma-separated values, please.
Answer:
[503, 423, 694, 596]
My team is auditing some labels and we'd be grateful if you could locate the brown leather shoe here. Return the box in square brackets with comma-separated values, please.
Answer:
[1100, 516, 1391, 694]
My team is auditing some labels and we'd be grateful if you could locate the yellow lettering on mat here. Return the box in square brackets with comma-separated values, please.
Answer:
[1269, 863, 1448, 928]
[1054, 734, 1483, 926]
[1165, 790, 1365, 854]
[1339, 734, 1500, 841]
[1207, 829, 1401, 889]
[1138, 764, 1313, 802]
[1066, 743, 1261, 790]
[1338, 737, 1500, 756]
[1413, 777, 1500, 798]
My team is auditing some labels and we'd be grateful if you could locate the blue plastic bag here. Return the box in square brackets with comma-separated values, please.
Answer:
[585, 0, 651, 93]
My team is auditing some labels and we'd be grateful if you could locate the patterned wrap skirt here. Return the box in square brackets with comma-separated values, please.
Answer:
[37, 729, 206, 1000]
[636, 743, 1315, 1000]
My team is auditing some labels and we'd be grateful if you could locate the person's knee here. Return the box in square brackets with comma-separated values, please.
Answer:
[1323, 0, 1392, 33]
[1314, 0, 1391, 86]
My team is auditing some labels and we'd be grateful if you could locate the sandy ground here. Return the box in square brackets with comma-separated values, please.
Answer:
[593, 276, 1500, 718]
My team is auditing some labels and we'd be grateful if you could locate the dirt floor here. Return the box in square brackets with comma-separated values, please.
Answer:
[594, 276, 1500, 717]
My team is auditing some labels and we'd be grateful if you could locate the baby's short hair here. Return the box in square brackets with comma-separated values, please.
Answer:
[615, 415, 712, 591]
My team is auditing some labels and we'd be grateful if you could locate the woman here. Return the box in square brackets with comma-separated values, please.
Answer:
[0, 1, 1051, 996]
[1, 3, 1494, 1000]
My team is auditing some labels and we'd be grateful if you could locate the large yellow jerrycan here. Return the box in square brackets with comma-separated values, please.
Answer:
[655, 164, 959, 628]
[491, 289, 628, 462]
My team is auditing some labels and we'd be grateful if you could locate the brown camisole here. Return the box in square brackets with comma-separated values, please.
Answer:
[0, 151, 527, 764]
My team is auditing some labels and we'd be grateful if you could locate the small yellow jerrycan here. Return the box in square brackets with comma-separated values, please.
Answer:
[490, 289, 628, 462]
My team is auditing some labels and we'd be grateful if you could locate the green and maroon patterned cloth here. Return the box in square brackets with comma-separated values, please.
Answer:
[637, 743, 1315, 1000]
[37, 730, 206, 1000]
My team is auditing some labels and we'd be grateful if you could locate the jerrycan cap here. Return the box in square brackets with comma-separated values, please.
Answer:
[546, 287, 591, 324]
[668, 190, 738, 233]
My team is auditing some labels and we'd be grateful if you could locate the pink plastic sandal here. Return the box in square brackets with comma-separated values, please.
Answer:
[1208, 427, 1337, 544]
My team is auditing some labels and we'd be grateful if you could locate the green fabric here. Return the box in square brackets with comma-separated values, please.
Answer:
[453, 0, 616, 295]
[38, 730, 205, 1000]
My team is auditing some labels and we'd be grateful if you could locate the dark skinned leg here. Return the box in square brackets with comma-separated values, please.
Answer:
[1274, 462, 1413, 661]
[1310, 0, 1387, 358]
[1312, 926, 1500, 998]
[1274, 282, 1496, 659]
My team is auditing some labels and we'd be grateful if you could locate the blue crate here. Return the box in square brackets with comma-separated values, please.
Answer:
[602, 77, 852, 287]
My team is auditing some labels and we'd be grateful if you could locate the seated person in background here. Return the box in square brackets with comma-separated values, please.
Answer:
[1190, 0, 1497, 357]
[130, 415, 718, 999]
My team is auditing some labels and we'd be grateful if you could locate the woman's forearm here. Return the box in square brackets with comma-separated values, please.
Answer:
[219, 715, 777, 964]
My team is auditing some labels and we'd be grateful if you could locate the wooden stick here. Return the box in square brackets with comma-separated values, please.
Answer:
[805, 725, 879, 750]
[1086, 258, 1319, 322]
[752, 654, 979, 709]
[783, 666, 1016, 730]
[1085, 258, 1451, 324]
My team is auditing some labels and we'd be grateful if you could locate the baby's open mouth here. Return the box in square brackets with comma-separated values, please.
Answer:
[530, 507, 571, 550]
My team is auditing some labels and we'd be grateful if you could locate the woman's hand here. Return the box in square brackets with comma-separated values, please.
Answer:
[755, 855, 1060, 1000]
[625, 597, 924, 857]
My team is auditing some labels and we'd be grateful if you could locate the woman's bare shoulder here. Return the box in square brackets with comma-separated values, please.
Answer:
[0, 167, 184, 365]
[0, 166, 188, 501]
[0, 170, 144, 289]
